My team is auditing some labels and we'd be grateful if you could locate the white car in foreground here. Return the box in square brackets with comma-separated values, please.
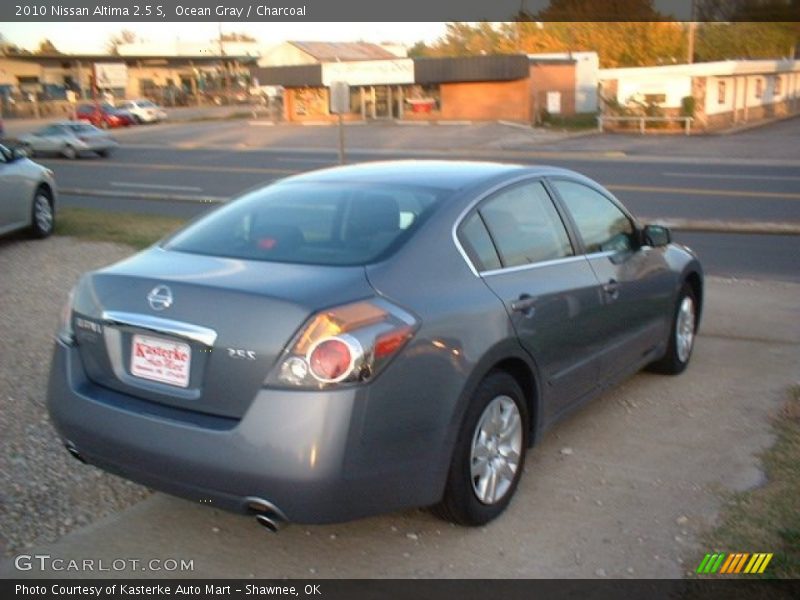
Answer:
[0, 144, 57, 238]
[117, 99, 168, 124]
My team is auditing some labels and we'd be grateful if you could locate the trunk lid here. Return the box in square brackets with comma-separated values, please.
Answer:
[72, 247, 373, 419]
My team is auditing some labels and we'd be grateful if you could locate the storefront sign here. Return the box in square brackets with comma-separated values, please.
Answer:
[94, 63, 128, 88]
[322, 59, 414, 87]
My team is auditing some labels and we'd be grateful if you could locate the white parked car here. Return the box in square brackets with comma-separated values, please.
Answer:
[18, 121, 118, 159]
[116, 99, 168, 124]
[0, 144, 57, 238]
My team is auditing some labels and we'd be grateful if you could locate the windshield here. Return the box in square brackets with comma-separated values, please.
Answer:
[138, 100, 156, 107]
[164, 181, 444, 266]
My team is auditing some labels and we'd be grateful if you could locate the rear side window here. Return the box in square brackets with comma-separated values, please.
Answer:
[551, 180, 634, 253]
[459, 213, 501, 272]
[479, 181, 573, 268]
[164, 182, 442, 266]
[67, 123, 95, 133]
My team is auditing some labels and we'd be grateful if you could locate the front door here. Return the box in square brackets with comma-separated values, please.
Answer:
[548, 178, 675, 381]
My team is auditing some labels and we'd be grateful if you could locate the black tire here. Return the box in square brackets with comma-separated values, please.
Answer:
[648, 283, 698, 375]
[96, 149, 112, 158]
[30, 187, 54, 239]
[432, 371, 529, 526]
[61, 145, 77, 160]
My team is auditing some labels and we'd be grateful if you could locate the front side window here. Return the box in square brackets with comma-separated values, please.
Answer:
[551, 179, 634, 254]
[478, 181, 573, 268]
[165, 182, 442, 266]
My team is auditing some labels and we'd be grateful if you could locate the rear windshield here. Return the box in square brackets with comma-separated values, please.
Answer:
[164, 181, 444, 266]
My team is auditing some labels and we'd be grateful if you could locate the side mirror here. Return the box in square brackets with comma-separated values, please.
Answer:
[643, 224, 671, 247]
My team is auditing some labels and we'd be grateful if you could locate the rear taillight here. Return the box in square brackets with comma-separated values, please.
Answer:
[265, 298, 418, 389]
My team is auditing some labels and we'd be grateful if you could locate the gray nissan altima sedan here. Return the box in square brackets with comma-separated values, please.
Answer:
[47, 161, 702, 529]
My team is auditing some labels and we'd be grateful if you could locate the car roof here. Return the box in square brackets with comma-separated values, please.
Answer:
[280, 160, 585, 192]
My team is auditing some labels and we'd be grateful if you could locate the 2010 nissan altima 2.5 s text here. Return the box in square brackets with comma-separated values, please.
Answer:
[47, 161, 703, 530]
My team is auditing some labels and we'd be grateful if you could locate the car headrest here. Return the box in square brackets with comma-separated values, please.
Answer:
[347, 194, 400, 239]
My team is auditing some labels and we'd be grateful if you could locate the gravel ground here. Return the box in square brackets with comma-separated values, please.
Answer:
[0, 235, 151, 557]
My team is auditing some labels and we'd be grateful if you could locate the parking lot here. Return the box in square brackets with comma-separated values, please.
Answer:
[1, 117, 799, 578]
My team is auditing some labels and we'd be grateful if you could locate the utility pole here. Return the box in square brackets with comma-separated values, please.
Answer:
[687, 0, 696, 64]
[218, 22, 228, 99]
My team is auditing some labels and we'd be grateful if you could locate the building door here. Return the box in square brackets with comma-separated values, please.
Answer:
[372, 86, 393, 119]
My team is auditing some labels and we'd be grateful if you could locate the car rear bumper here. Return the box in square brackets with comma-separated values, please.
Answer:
[47, 341, 448, 523]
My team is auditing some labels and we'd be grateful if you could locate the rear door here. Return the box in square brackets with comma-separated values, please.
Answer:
[35, 125, 64, 153]
[458, 179, 606, 419]
[547, 178, 674, 381]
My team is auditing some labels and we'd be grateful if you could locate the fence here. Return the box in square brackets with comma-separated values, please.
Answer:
[596, 115, 694, 135]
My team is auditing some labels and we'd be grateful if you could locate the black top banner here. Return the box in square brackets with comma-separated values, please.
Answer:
[2, 0, 799, 22]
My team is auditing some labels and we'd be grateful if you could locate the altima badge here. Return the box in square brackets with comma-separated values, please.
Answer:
[147, 285, 173, 311]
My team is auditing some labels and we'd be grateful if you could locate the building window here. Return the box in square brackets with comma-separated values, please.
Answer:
[775, 75, 782, 96]
[717, 80, 726, 104]
[755, 78, 763, 99]
[643, 93, 667, 105]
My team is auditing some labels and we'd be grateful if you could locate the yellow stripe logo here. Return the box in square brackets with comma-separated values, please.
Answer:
[700, 552, 773, 574]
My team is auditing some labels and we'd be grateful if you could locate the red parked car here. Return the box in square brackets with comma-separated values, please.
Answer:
[74, 103, 136, 129]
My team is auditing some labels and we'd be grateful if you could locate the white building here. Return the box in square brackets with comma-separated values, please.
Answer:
[599, 59, 800, 129]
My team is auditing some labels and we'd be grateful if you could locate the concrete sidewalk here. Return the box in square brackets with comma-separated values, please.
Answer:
[3, 276, 798, 579]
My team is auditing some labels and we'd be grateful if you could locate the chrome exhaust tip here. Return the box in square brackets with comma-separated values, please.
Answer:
[64, 441, 86, 464]
[255, 514, 281, 533]
[244, 496, 288, 533]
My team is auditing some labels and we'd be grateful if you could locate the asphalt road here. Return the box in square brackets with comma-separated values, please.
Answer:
[25, 118, 800, 282]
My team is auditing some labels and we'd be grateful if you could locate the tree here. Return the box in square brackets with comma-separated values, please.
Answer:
[533, 0, 670, 21]
[695, 22, 798, 61]
[219, 32, 256, 42]
[0, 32, 30, 55]
[35, 38, 61, 55]
[106, 29, 137, 55]
[407, 41, 431, 57]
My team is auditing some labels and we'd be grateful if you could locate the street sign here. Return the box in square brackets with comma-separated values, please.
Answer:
[329, 81, 350, 115]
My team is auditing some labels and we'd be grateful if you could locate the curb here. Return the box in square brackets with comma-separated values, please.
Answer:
[641, 217, 800, 236]
[60, 187, 225, 204]
[59, 188, 800, 236]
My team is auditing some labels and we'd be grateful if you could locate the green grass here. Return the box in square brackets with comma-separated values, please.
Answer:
[696, 386, 800, 579]
[540, 112, 599, 131]
[55, 207, 188, 249]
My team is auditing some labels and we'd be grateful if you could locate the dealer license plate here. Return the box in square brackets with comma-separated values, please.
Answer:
[130, 334, 191, 388]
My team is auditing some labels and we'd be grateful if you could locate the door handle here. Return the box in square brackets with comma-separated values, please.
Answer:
[602, 279, 620, 300]
[510, 294, 537, 316]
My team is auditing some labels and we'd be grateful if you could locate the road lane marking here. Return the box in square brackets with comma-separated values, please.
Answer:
[111, 182, 204, 192]
[44, 160, 294, 175]
[663, 172, 800, 182]
[607, 184, 800, 200]
[275, 157, 334, 164]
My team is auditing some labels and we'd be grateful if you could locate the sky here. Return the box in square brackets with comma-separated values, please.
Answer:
[0, 22, 449, 53]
